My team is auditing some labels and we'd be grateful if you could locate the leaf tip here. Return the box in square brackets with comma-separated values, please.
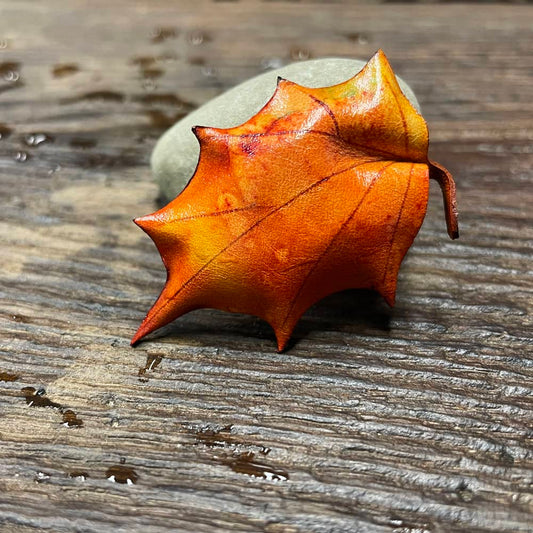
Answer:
[191, 125, 207, 140]
[367, 48, 388, 68]
[130, 301, 167, 347]
[272, 321, 294, 353]
[130, 325, 146, 346]
[275, 335, 289, 353]
[378, 283, 396, 308]
[192, 125, 210, 139]
[134, 213, 161, 235]
[192, 125, 228, 145]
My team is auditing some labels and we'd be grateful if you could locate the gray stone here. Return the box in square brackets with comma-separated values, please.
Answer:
[152, 58, 420, 201]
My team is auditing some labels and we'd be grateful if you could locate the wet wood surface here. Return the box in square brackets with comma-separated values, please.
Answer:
[1, 1, 532, 532]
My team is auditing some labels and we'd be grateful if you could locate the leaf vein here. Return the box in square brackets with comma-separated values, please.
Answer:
[167, 204, 272, 223]
[281, 161, 397, 329]
[307, 94, 340, 136]
[149, 159, 382, 323]
[223, 130, 402, 160]
[381, 163, 414, 285]
[384, 77, 409, 154]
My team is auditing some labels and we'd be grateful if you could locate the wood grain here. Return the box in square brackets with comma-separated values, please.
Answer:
[0, 1, 532, 532]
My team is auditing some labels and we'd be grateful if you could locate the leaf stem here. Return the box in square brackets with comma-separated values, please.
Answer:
[429, 160, 459, 239]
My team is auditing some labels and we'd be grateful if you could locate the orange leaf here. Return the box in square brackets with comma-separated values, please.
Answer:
[132, 50, 458, 351]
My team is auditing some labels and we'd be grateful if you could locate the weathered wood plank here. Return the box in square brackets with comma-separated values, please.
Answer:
[0, 1, 532, 532]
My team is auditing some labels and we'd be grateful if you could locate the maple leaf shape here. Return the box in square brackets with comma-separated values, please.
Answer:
[132, 50, 458, 351]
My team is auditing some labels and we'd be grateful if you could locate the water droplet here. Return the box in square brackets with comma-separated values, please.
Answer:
[228, 451, 288, 481]
[345, 33, 369, 45]
[69, 471, 88, 481]
[62, 409, 83, 428]
[21, 386, 61, 408]
[290, 47, 311, 61]
[195, 425, 234, 447]
[0, 123, 13, 140]
[106, 464, 139, 484]
[66, 90, 125, 103]
[138, 354, 163, 382]
[131, 56, 155, 68]
[14, 151, 29, 163]
[3, 70, 19, 82]
[158, 52, 178, 62]
[0, 62, 21, 85]
[0, 39, 8, 49]
[142, 78, 156, 91]
[52, 63, 79, 78]
[187, 30, 207, 46]
[24, 132, 54, 147]
[201, 66, 217, 78]
[0, 371, 18, 382]
[189, 56, 205, 66]
[35, 471, 51, 483]
[47, 164, 62, 175]
[150, 27, 177, 43]
[142, 67, 164, 79]
[260, 57, 284, 70]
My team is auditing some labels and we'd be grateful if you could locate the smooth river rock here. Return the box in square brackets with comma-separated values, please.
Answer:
[151, 58, 420, 201]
